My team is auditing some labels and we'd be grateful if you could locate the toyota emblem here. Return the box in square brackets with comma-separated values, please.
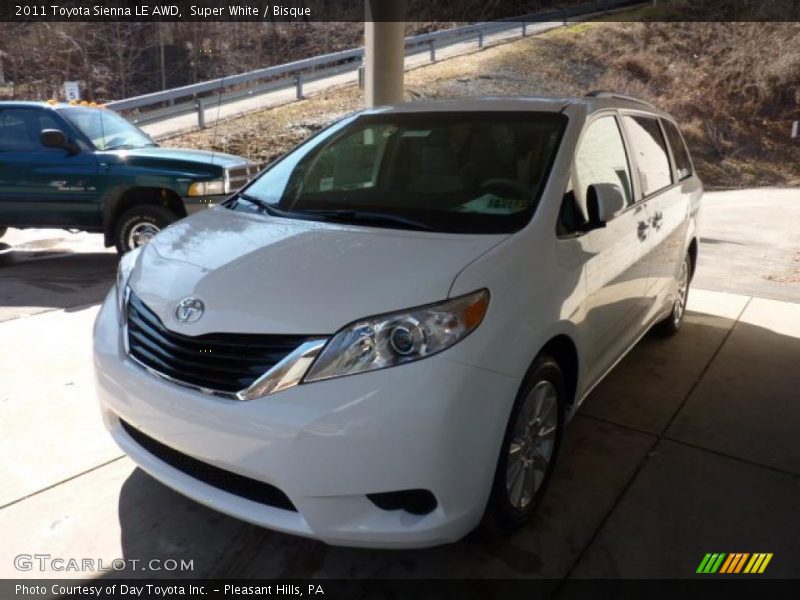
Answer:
[175, 297, 205, 323]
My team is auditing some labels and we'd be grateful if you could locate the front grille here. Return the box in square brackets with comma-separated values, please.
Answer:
[126, 291, 314, 395]
[120, 419, 296, 512]
[226, 163, 260, 191]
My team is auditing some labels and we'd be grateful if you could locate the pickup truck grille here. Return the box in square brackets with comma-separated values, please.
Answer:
[126, 291, 313, 395]
[226, 163, 260, 192]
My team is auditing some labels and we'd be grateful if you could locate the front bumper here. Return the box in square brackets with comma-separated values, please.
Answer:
[93, 290, 519, 548]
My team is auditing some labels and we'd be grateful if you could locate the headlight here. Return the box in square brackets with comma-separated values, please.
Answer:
[187, 179, 227, 196]
[116, 246, 142, 318]
[304, 289, 489, 382]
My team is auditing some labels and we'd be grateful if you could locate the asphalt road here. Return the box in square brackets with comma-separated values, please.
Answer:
[1, 188, 799, 580]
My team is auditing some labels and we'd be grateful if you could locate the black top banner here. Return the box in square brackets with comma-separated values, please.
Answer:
[3, 0, 800, 22]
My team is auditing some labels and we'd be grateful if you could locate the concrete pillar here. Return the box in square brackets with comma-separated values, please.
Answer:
[364, 0, 407, 107]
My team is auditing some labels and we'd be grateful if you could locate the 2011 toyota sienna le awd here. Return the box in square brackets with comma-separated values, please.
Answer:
[94, 93, 702, 548]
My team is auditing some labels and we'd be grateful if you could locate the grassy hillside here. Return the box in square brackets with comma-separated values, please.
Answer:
[165, 20, 800, 189]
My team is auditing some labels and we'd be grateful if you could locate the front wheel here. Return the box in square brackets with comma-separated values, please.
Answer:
[654, 252, 692, 337]
[482, 354, 566, 533]
[114, 205, 178, 255]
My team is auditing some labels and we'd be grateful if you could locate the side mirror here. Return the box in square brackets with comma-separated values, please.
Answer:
[41, 129, 79, 154]
[586, 183, 626, 229]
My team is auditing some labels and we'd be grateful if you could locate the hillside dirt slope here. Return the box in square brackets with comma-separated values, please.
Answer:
[164, 20, 800, 189]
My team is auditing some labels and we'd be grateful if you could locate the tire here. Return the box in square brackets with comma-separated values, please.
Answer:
[114, 205, 178, 255]
[654, 252, 692, 337]
[482, 354, 566, 534]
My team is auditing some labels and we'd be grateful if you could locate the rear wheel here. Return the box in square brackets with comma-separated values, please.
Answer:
[482, 355, 565, 533]
[114, 205, 178, 255]
[655, 252, 692, 337]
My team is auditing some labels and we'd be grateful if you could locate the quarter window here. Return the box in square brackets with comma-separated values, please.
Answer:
[662, 119, 693, 180]
[623, 115, 673, 196]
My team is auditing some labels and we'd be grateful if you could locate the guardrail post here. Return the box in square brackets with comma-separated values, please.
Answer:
[478, 30, 484, 49]
[195, 100, 205, 129]
[295, 73, 304, 100]
[429, 39, 436, 62]
[522, 22, 527, 37]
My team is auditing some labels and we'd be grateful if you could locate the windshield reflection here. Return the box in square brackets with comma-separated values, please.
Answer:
[236, 111, 566, 234]
[59, 107, 156, 151]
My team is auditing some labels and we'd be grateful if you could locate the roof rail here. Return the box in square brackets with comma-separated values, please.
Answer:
[585, 90, 655, 108]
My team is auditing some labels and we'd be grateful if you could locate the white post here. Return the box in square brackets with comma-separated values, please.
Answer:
[364, 0, 407, 107]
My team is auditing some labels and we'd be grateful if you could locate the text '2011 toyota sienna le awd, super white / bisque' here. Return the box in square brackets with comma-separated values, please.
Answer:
[94, 93, 702, 548]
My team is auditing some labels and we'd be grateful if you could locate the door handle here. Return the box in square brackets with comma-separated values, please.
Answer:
[637, 220, 649, 241]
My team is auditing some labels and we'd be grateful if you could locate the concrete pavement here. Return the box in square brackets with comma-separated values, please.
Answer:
[0, 228, 115, 322]
[693, 188, 800, 303]
[2, 289, 798, 579]
[0, 188, 798, 579]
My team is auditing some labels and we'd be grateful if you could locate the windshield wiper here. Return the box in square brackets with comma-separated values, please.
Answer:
[232, 196, 439, 232]
[296, 209, 439, 232]
[235, 193, 295, 218]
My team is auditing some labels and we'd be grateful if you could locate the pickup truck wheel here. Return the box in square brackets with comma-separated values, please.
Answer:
[114, 205, 177, 255]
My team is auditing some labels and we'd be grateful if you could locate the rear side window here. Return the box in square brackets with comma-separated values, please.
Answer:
[662, 119, 693, 180]
[623, 115, 673, 196]
[0, 109, 61, 151]
[0, 111, 29, 150]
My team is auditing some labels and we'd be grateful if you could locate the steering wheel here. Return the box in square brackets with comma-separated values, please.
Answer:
[479, 178, 530, 199]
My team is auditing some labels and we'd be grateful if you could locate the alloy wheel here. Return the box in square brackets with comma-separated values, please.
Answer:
[505, 379, 559, 509]
[673, 258, 689, 327]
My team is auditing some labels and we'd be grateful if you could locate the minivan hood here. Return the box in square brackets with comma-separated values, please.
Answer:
[130, 207, 506, 335]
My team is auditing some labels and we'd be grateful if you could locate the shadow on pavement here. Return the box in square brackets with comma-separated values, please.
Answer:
[0, 251, 117, 319]
[108, 310, 800, 579]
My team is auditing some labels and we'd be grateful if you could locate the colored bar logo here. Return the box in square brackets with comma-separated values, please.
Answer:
[696, 553, 773, 574]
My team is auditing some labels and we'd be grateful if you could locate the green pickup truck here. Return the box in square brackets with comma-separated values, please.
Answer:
[0, 101, 258, 254]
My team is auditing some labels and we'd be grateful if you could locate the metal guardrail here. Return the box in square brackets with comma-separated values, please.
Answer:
[107, 0, 648, 129]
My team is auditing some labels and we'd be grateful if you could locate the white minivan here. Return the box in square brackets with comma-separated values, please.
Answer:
[94, 93, 702, 548]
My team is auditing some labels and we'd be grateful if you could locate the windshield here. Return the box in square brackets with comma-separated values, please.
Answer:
[233, 111, 566, 234]
[59, 107, 155, 150]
